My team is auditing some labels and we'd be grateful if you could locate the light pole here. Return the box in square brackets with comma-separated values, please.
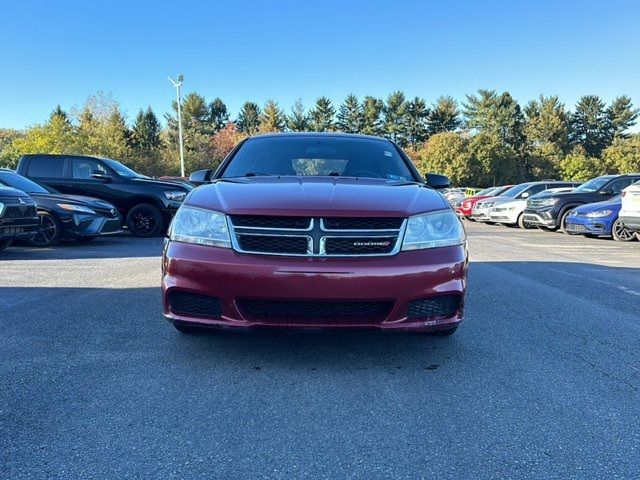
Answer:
[168, 74, 185, 177]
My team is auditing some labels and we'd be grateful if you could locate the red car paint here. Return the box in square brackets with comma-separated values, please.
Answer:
[162, 134, 468, 333]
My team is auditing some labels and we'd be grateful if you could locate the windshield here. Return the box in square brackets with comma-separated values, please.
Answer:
[477, 187, 497, 196]
[501, 183, 532, 197]
[575, 176, 612, 193]
[221, 136, 417, 181]
[102, 158, 141, 178]
[0, 171, 50, 194]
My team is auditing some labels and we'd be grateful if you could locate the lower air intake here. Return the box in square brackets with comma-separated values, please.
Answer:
[169, 291, 223, 318]
[407, 295, 461, 319]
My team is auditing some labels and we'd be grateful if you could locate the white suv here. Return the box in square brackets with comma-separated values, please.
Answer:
[619, 180, 640, 238]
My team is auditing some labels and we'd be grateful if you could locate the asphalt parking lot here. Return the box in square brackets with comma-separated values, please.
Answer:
[2, 222, 640, 479]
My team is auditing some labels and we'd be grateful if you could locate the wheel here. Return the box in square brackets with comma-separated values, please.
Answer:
[636, 233, 640, 241]
[612, 219, 637, 242]
[430, 326, 458, 336]
[173, 323, 206, 334]
[559, 210, 573, 233]
[0, 238, 12, 250]
[517, 213, 534, 229]
[126, 203, 164, 237]
[28, 211, 62, 247]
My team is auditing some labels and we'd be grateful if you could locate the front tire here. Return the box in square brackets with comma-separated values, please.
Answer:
[29, 211, 62, 247]
[517, 213, 534, 229]
[0, 238, 12, 250]
[612, 219, 637, 242]
[559, 210, 573, 234]
[126, 203, 164, 237]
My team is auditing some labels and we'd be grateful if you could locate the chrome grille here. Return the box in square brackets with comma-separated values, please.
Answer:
[229, 216, 406, 257]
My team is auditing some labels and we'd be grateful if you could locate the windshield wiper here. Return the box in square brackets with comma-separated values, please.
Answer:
[243, 172, 273, 177]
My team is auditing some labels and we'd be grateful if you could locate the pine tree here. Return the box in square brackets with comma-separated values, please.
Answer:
[383, 91, 408, 144]
[236, 101, 261, 134]
[132, 107, 162, 150]
[361, 96, 384, 136]
[286, 99, 309, 131]
[258, 100, 285, 133]
[209, 98, 229, 133]
[308, 97, 336, 131]
[50, 105, 71, 124]
[405, 97, 429, 144]
[607, 95, 639, 139]
[336, 94, 363, 133]
[569, 95, 611, 157]
[427, 96, 461, 134]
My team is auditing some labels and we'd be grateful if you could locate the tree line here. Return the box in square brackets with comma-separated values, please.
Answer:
[1, 90, 638, 185]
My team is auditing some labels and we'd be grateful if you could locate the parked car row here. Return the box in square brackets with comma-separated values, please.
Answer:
[455, 174, 640, 242]
[1, 154, 193, 251]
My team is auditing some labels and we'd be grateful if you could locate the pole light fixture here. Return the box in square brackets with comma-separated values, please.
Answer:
[168, 74, 185, 177]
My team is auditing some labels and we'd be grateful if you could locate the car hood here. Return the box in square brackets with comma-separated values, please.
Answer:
[540, 190, 604, 202]
[29, 193, 116, 210]
[573, 198, 622, 213]
[186, 177, 449, 217]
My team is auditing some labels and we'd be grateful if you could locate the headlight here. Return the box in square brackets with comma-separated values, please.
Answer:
[165, 191, 187, 202]
[538, 198, 559, 207]
[169, 206, 231, 248]
[57, 203, 96, 214]
[402, 210, 466, 251]
[585, 209, 614, 218]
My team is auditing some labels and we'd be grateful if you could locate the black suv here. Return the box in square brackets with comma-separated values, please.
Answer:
[523, 174, 640, 231]
[17, 154, 193, 236]
[0, 186, 39, 250]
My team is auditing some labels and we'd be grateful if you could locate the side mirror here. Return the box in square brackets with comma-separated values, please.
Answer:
[521, 191, 530, 198]
[91, 171, 112, 182]
[424, 173, 450, 190]
[189, 169, 214, 186]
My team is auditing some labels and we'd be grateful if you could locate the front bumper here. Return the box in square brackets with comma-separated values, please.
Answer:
[0, 216, 39, 241]
[619, 214, 640, 232]
[60, 212, 123, 240]
[488, 208, 519, 224]
[162, 241, 468, 332]
[471, 207, 492, 221]
[564, 215, 615, 236]
[522, 208, 557, 227]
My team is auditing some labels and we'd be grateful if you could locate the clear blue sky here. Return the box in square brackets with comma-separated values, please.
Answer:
[1, 0, 639, 129]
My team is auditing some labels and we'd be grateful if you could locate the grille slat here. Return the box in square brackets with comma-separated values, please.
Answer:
[231, 215, 311, 229]
[323, 217, 404, 230]
[407, 295, 461, 319]
[324, 236, 397, 255]
[237, 234, 309, 255]
[238, 299, 393, 324]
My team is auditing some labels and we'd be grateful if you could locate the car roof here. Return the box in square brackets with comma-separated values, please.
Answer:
[245, 132, 391, 142]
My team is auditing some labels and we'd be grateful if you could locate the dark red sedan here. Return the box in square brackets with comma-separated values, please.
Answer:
[162, 133, 468, 335]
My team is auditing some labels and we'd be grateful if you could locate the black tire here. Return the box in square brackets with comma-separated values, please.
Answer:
[517, 213, 534, 229]
[0, 238, 12, 251]
[126, 203, 164, 237]
[559, 210, 573, 234]
[173, 323, 206, 334]
[612, 219, 637, 242]
[29, 211, 62, 247]
[431, 326, 458, 336]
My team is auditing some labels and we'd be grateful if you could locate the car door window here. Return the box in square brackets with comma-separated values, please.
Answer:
[524, 184, 545, 197]
[607, 178, 634, 195]
[71, 158, 108, 180]
[27, 156, 65, 178]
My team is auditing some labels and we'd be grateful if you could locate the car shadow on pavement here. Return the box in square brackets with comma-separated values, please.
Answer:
[1, 235, 164, 261]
